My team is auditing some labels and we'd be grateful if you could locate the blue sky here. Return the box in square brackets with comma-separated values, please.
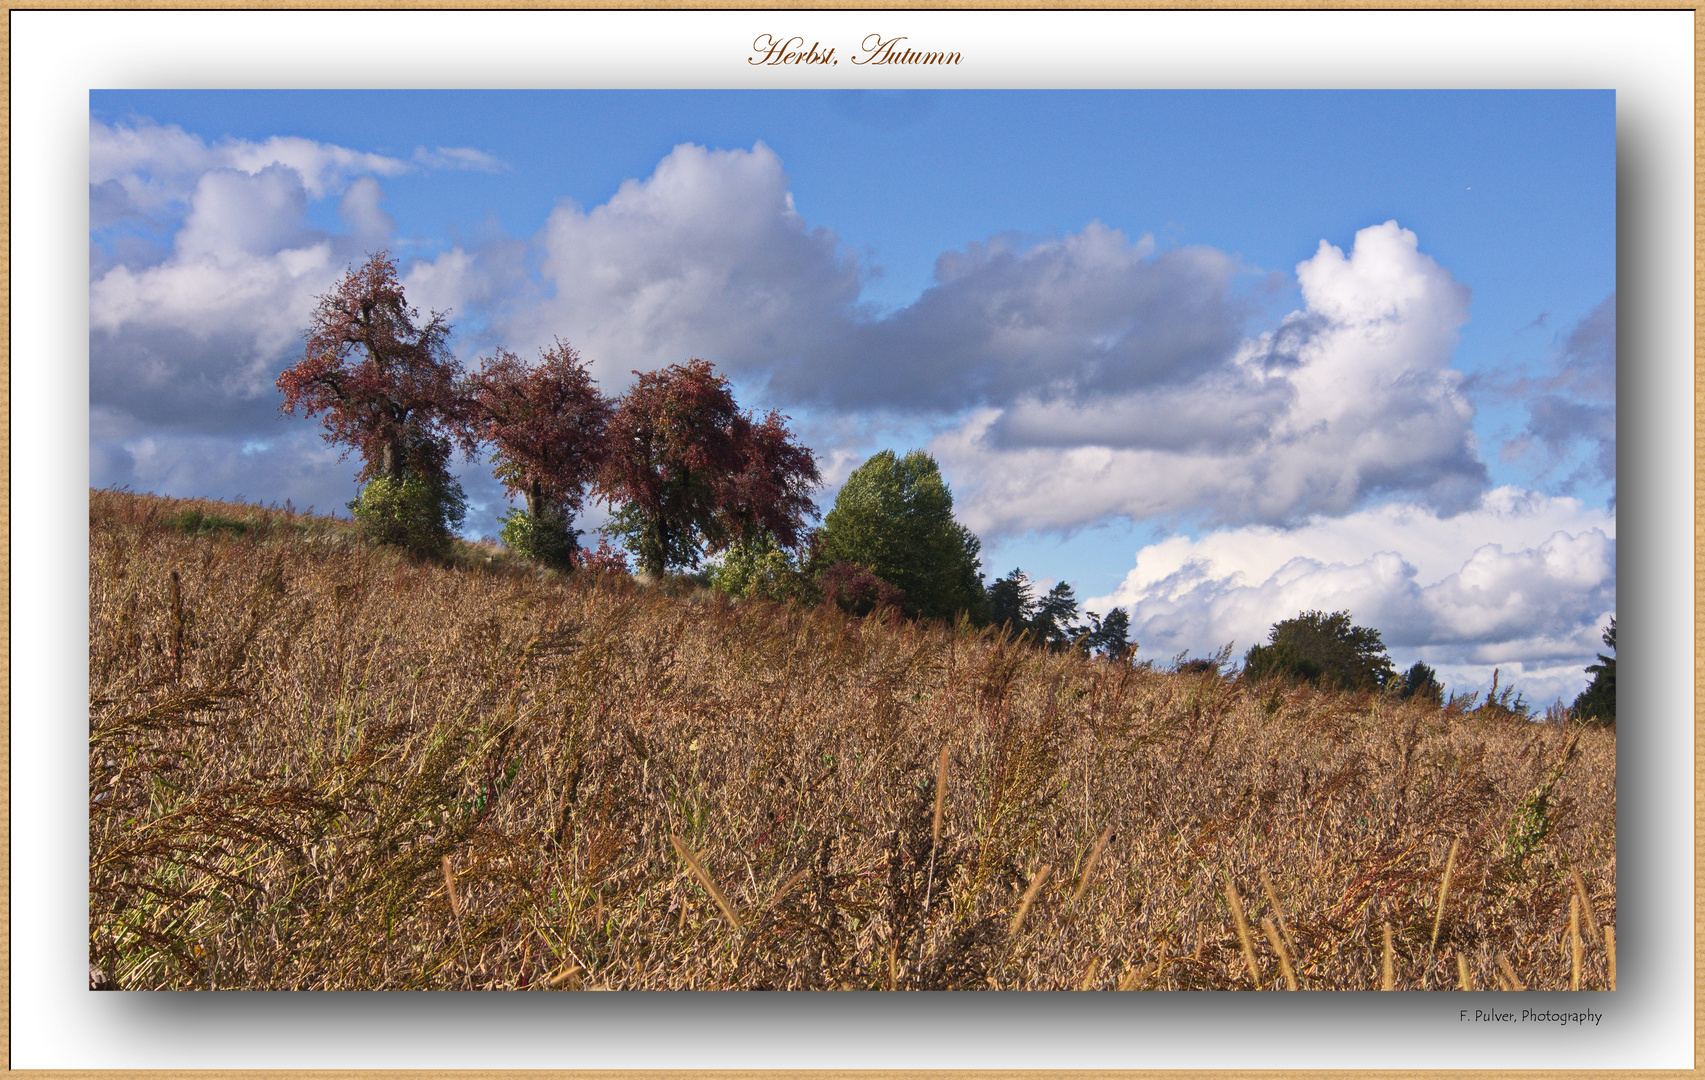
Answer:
[89, 89, 1616, 701]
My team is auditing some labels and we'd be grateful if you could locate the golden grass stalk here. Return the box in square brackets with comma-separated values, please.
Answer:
[1569, 895, 1582, 991]
[1224, 873, 1262, 988]
[545, 961, 580, 989]
[1070, 824, 1115, 907]
[1077, 957, 1102, 990]
[441, 854, 472, 989]
[1605, 926, 1616, 990]
[441, 855, 463, 918]
[931, 744, 950, 846]
[1262, 916, 1298, 990]
[1571, 867, 1603, 946]
[764, 867, 812, 916]
[1456, 953, 1474, 991]
[670, 833, 742, 933]
[1258, 866, 1295, 954]
[1381, 921, 1395, 990]
[1431, 837, 1459, 950]
[1008, 864, 1052, 940]
[1496, 953, 1526, 991]
[924, 744, 950, 917]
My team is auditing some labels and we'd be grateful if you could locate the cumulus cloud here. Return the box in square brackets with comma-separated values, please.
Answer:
[89, 127, 399, 467]
[1086, 487, 1615, 703]
[490, 142, 1260, 413]
[773, 225, 1256, 412]
[934, 222, 1487, 534]
[89, 159, 348, 440]
[1502, 294, 1615, 499]
[484, 141, 861, 389]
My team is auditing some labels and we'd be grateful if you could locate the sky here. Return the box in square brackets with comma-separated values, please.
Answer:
[89, 89, 1616, 704]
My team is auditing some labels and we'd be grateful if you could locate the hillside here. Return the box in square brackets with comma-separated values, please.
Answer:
[89, 490, 1615, 991]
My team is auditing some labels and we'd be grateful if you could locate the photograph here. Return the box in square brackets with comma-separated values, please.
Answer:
[86, 86, 1619, 994]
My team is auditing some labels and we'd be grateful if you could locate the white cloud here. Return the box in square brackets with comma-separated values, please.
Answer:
[91, 117, 495, 221]
[1086, 487, 1615, 703]
[497, 141, 862, 389]
[411, 146, 506, 173]
[768, 224, 1256, 412]
[934, 221, 1487, 534]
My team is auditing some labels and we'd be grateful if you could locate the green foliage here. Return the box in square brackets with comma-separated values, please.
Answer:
[498, 507, 579, 570]
[172, 509, 251, 539]
[1500, 734, 1580, 877]
[1084, 607, 1133, 660]
[710, 533, 818, 604]
[1242, 609, 1395, 692]
[817, 450, 986, 623]
[987, 568, 1037, 634]
[1032, 581, 1083, 650]
[348, 475, 466, 558]
[1398, 661, 1443, 706]
[1571, 618, 1615, 725]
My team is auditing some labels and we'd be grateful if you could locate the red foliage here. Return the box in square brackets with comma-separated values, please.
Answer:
[598, 358, 819, 577]
[722, 408, 822, 551]
[573, 535, 631, 576]
[819, 561, 905, 617]
[276, 252, 469, 484]
[470, 341, 613, 521]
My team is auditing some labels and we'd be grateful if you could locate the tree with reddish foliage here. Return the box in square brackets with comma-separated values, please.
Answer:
[470, 341, 614, 567]
[277, 252, 471, 553]
[598, 358, 819, 578]
[721, 409, 822, 550]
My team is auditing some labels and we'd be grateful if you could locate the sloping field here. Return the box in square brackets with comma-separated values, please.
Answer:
[89, 490, 1615, 990]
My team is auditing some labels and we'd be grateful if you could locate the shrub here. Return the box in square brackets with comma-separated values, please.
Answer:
[711, 533, 817, 604]
[818, 560, 904, 616]
[498, 507, 580, 570]
[573, 535, 631, 576]
[348, 475, 466, 558]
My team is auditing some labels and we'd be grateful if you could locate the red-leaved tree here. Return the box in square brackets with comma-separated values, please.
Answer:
[721, 409, 822, 550]
[598, 358, 818, 578]
[470, 341, 614, 564]
[277, 252, 470, 486]
[277, 252, 474, 554]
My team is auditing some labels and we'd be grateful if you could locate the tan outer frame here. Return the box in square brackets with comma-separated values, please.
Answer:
[32, 4, 1689, 1077]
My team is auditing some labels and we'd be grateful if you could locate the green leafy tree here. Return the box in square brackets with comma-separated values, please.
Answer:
[1084, 607, 1134, 660]
[1398, 660, 1444, 706]
[1242, 609, 1396, 692]
[988, 568, 1038, 636]
[816, 450, 985, 623]
[1032, 581, 1085, 650]
[1571, 617, 1616, 725]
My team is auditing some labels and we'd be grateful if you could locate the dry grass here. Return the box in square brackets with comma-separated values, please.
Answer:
[88, 490, 1617, 991]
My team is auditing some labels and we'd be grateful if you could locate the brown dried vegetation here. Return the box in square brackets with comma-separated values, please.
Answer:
[89, 490, 1616, 991]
